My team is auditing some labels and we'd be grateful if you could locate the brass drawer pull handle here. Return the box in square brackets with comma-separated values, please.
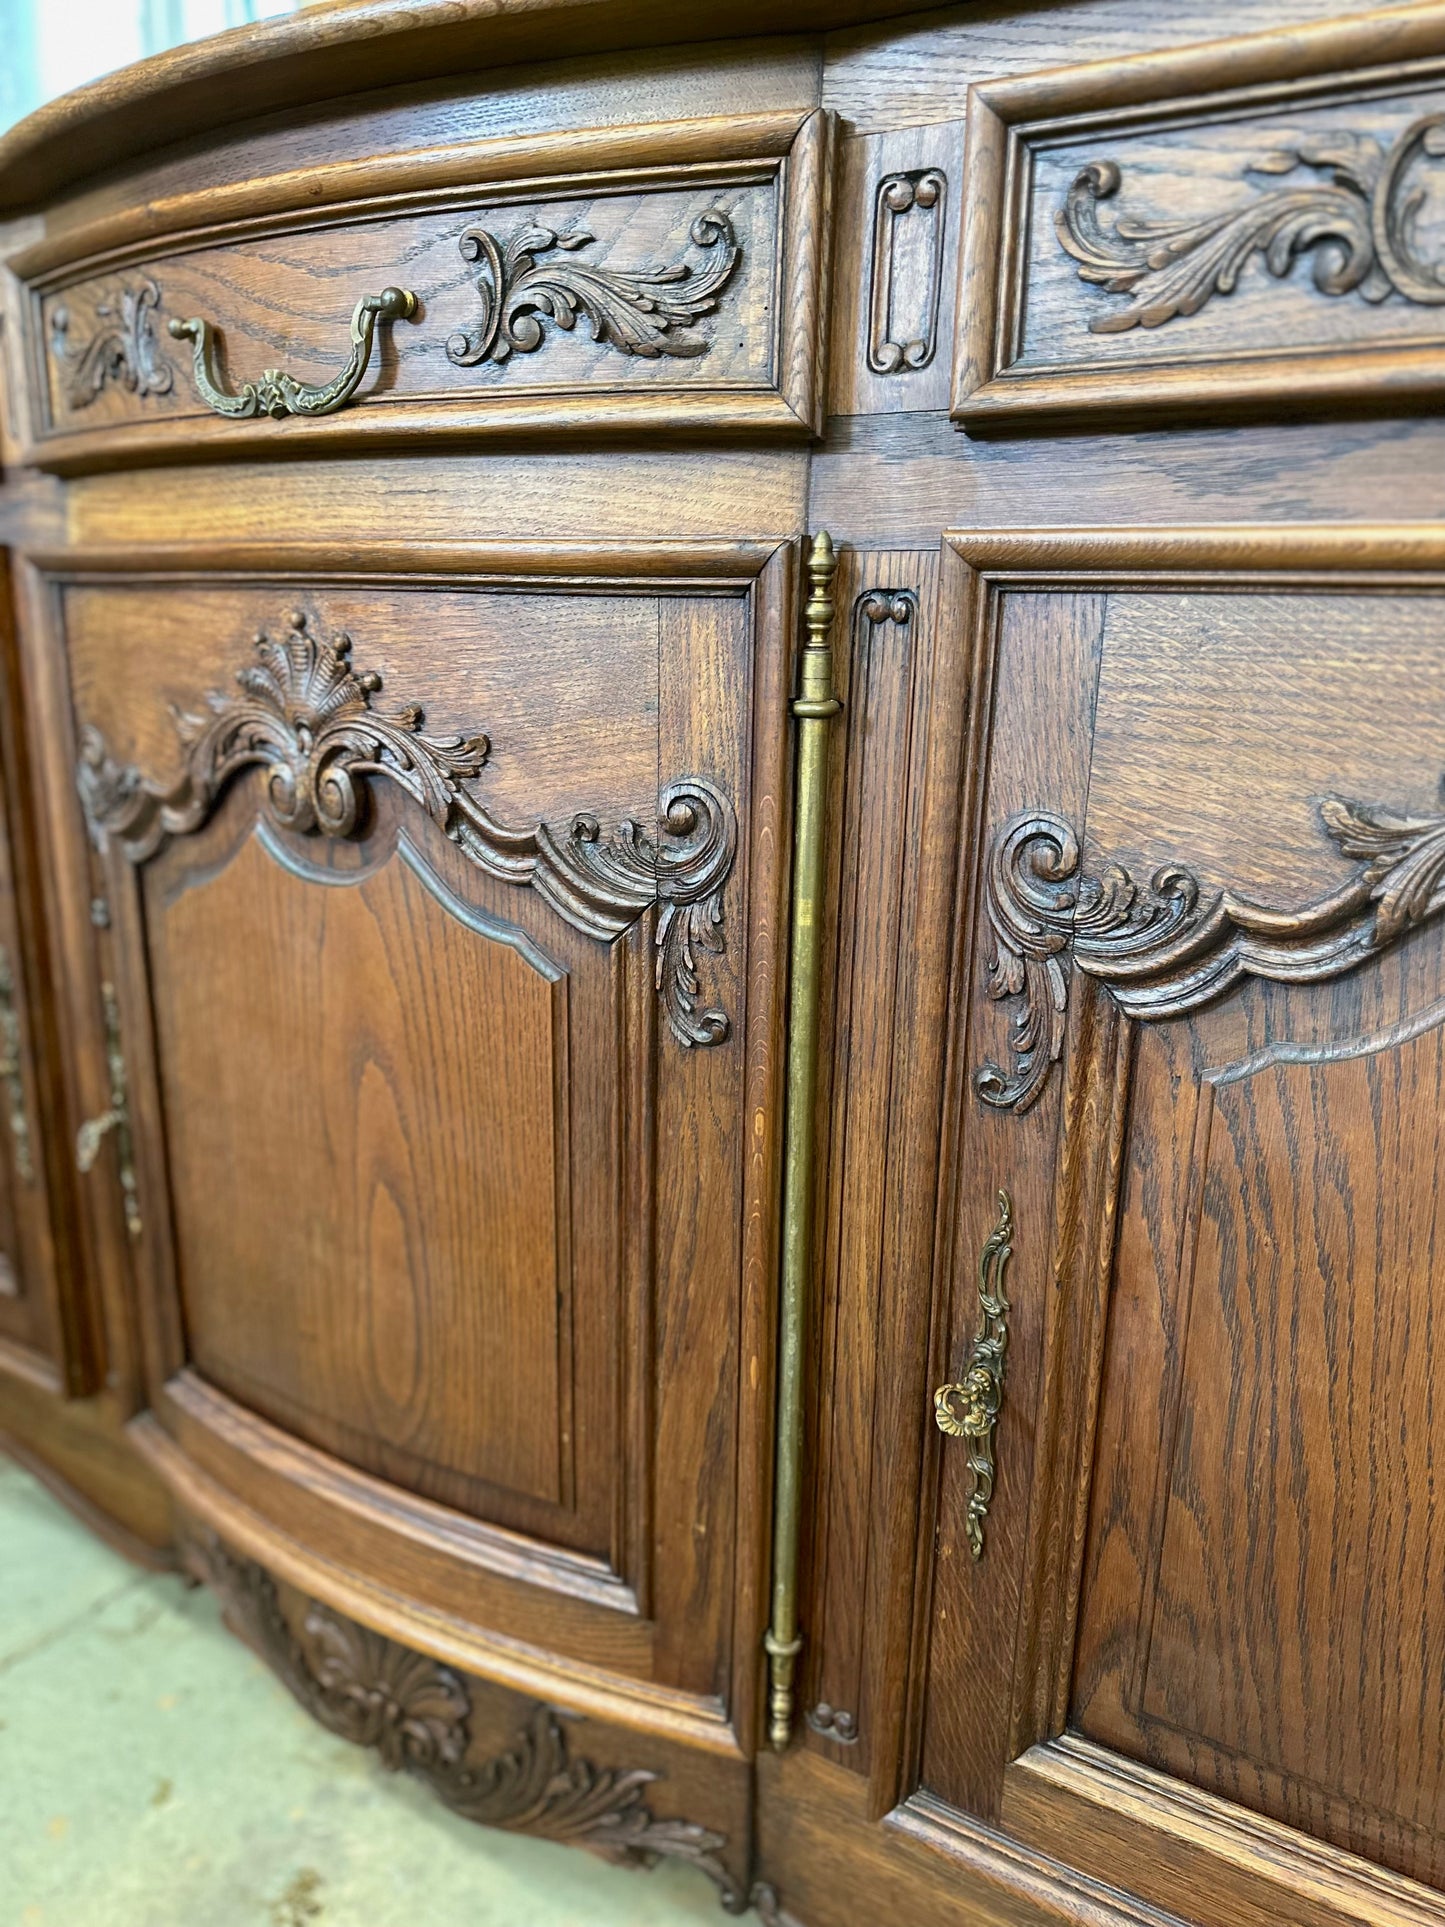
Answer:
[75, 983, 141, 1240]
[934, 1188, 1013, 1559]
[0, 946, 33, 1183]
[168, 286, 418, 421]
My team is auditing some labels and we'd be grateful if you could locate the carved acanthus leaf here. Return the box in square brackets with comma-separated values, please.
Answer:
[76, 610, 737, 1048]
[446, 211, 741, 367]
[976, 785, 1445, 1112]
[50, 277, 174, 410]
[1056, 114, 1445, 333]
[188, 1533, 747, 1909]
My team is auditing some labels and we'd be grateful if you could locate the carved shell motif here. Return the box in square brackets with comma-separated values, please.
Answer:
[77, 610, 738, 1049]
[977, 784, 1445, 1112]
[1057, 113, 1445, 332]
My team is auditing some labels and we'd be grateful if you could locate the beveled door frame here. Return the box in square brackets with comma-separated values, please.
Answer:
[19, 534, 795, 1759]
[889, 525, 1445, 1927]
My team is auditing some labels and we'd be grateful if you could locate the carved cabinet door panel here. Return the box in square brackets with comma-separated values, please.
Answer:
[0, 552, 82, 1397]
[910, 529, 1445, 1925]
[39, 542, 789, 1756]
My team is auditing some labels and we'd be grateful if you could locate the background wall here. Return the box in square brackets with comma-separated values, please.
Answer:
[0, 0, 309, 136]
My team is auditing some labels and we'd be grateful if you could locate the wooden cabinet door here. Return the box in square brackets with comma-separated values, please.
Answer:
[914, 528, 1445, 1925]
[41, 540, 789, 1755]
[0, 552, 85, 1397]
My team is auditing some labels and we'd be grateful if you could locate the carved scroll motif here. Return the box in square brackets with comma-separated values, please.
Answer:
[49, 277, 174, 411]
[188, 1533, 748, 1908]
[77, 610, 737, 1049]
[868, 169, 947, 373]
[1056, 114, 1445, 333]
[976, 785, 1445, 1112]
[445, 211, 741, 368]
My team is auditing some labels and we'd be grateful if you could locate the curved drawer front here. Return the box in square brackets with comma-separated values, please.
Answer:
[952, 13, 1445, 430]
[17, 110, 832, 468]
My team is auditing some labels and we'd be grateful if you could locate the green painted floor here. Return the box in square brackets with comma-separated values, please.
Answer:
[0, 1456, 750, 1927]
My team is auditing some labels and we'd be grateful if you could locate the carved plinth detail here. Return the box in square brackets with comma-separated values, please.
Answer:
[977, 783, 1445, 1111]
[187, 1532, 747, 1907]
[76, 609, 737, 1048]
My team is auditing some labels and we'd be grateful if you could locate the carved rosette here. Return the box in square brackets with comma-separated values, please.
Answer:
[187, 1533, 748, 1908]
[76, 609, 737, 1048]
[50, 277, 174, 410]
[977, 786, 1445, 1112]
[1056, 113, 1445, 333]
[446, 211, 741, 367]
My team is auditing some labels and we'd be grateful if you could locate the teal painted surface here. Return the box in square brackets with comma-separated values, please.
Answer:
[0, 1459, 750, 1927]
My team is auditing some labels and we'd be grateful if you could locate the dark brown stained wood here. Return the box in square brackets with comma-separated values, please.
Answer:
[30, 542, 791, 1768]
[953, 10, 1445, 430]
[914, 569, 1108, 1822]
[7, 6, 1445, 1923]
[150, 818, 574, 1517]
[0, 550, 90, 1394]
[800, 546, 940, 1774]
[15, 110, 835, 467]
[822, 0, 1403, 132]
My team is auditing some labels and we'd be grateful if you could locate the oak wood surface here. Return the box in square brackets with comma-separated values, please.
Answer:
[4, 4, 1445, 1922]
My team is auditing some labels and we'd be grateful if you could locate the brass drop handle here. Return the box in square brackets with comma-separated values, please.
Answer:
[0, 946, 33, 1183]
[168, 285, 418, 421]
[75, 983, 141, 1240]
[934, 1188, 1013, 1560]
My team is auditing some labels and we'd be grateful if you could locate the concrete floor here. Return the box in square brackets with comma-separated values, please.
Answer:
[0, 1455, 752, 1927]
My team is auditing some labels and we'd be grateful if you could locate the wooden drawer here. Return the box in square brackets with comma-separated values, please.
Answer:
[10, 110, 833, 470]
[953, 9, 1445, 430]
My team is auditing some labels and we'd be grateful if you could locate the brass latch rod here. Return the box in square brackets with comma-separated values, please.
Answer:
[765, 532, 842, 1750]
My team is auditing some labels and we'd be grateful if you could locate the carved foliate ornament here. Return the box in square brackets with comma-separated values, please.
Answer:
[77, 609, 738, 1048]
[1057, 114, 1445, 333]
[50, 277, 174, 411]
[446, 212, 741, 368]
[977, 784, 1445, 1112]
[188, 1533, 749, 1907]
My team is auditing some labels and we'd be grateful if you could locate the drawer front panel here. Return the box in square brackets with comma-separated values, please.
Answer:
[18, 112, 832, 467]
[953, 10, 1445, 429]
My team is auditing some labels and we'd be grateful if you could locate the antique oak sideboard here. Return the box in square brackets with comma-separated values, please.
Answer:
[2, 4, 1445, 1923]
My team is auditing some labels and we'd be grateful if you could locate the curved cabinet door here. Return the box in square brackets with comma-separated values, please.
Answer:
[911, 527, 1445, 1927]
[42, 542, 791, 1779]
[0, 549, 87, 1401]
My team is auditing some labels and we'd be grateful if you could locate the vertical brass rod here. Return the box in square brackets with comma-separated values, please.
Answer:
[766, 531, 841, 1750]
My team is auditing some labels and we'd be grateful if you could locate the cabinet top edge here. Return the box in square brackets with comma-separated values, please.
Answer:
[0, 0, 915, 218]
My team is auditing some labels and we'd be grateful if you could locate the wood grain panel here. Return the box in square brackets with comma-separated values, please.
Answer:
[1143, 1014, 1445, 1841]
[17, 112, 833, 466]
[150, 823, 572, 1516]
[801, 547, 938, 1773]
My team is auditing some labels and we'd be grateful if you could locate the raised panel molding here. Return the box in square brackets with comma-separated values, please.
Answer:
[445, 211, 741, 368]
[20, 110, 834, 468]
[188, 1527, 756, 1912]
[76, 607, 738, 1049]
[952, 10, 1445, 429]
[974, 788, 1445, 1113]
